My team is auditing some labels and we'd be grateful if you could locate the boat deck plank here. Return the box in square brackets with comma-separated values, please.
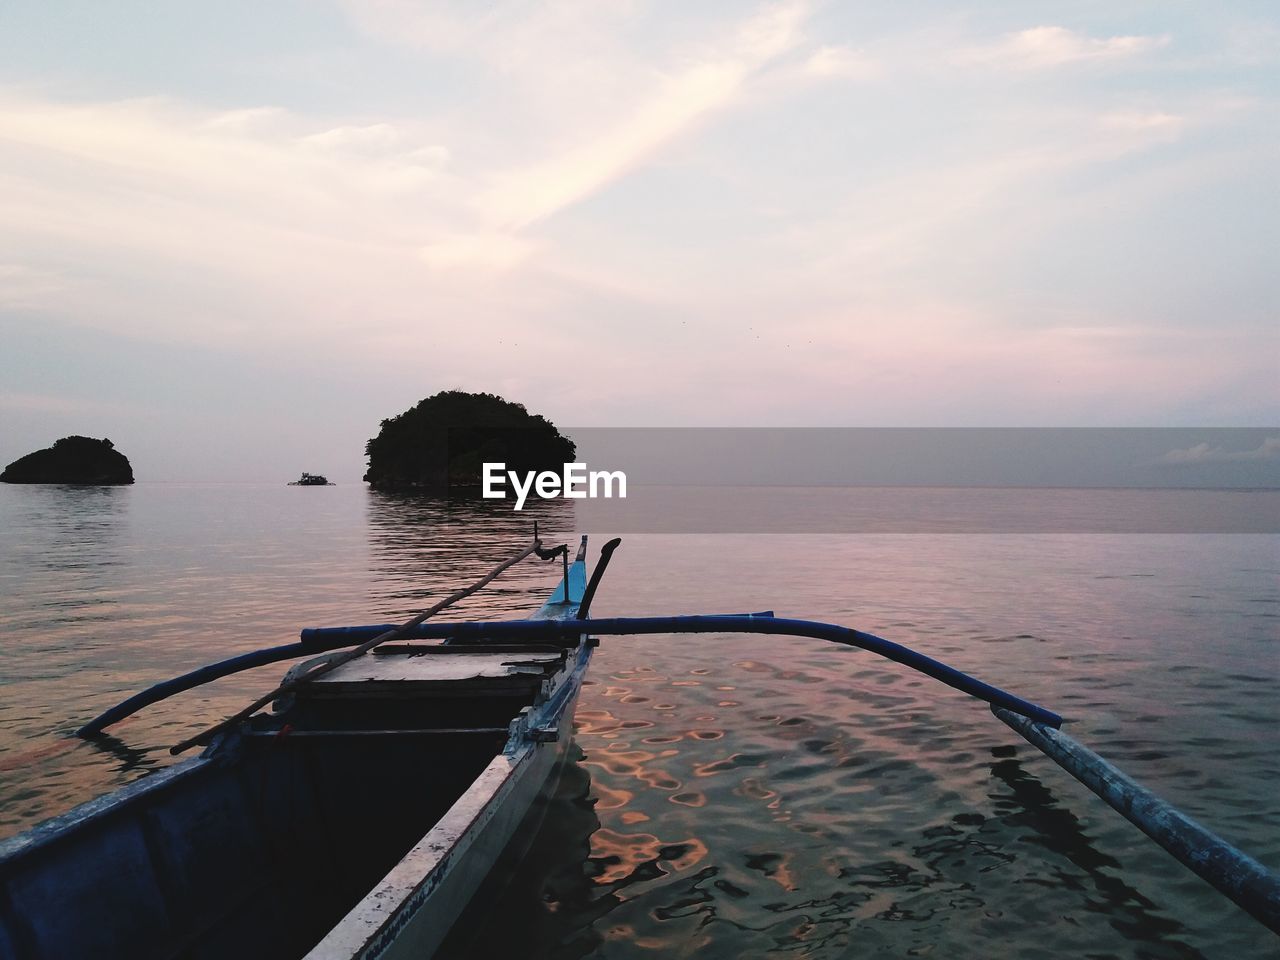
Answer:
[310, 651, 562, 686]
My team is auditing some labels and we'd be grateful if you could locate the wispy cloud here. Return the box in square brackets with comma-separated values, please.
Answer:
[957, 26, 1169, 69]
[0, 91, 479, 344]
[0, 391, 92, 415]
[334, 0, 505, 53]
[0, 391, 147, 418]
[1160, 438, 1280, 465]
[481, 64, 742, 231]
[418, 232, 534, 271]
[803, 45, 880, 80]
[0, 1, 1275, 473]
[479, 2, 809, 230]
[0, 263, 65, 309]
[1097, 110, 1186, 137]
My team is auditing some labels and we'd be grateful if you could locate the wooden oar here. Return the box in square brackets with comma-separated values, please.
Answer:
[169, 539, 546, 755]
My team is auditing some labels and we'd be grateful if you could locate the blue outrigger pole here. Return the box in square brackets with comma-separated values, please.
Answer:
[78, 613, 1060, 737]
[76, 612, 1279, 934]
[301, 615, 1064, 726]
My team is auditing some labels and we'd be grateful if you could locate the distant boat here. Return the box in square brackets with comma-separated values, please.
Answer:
[289, 473, 333, 486]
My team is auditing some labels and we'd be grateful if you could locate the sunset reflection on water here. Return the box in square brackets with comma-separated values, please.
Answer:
[1, 486, 1275, 958]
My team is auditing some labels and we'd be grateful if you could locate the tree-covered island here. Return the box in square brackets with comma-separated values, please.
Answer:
[1, 436, 135, 484]
[363, 391, 575, 491]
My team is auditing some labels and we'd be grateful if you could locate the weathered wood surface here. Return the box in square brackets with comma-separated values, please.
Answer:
[303, 740, 550, 960]
[312, 651, 563, 686]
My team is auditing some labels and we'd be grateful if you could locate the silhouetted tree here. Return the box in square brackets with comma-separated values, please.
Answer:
[363, 391, 575, 491]
[1, 436, 134, 484]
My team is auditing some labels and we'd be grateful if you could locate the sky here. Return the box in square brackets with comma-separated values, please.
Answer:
[0, 1, 1277, 481]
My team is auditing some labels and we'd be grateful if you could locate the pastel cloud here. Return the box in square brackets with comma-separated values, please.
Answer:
[1160, 438, 1280, 465]
[803, 46, 880, 80]
[958, 26, 1169, 68]
[481, 63, 744, 230]
[0, 263, 64, 309]
[419, 233, 534, 271]
[479, 2, 808, 230]
[0, 1, 1275, 481]
[1098, 110, 1186, 138]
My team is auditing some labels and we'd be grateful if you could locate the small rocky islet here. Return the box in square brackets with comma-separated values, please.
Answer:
[0, 436, 135, 485]
[4, 392, 569, 490]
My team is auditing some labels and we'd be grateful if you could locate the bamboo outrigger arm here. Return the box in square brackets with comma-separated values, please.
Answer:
[167, 539, 559, 755]
[301, 615, 1278, 933]
[75, 538, 556, 744]
[303, 615, 1065, 727]
[74, 605, 1278, 934]
[993, 707, 1280, 935]
[82, 612, 1061, 737]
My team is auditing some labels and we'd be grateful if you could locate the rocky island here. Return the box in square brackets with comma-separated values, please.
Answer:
[364, 391, 574, 491]
[1, 436, 135, 484]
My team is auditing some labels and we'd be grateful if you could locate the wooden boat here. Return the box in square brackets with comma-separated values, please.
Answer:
[0, 536, 605, 960]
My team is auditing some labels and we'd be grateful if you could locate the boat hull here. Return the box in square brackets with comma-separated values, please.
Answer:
[0, 537, 597, 960]
[309, 678, 585, 960]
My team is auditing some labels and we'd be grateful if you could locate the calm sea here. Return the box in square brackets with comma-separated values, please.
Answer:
[0, 483, 1276, 958]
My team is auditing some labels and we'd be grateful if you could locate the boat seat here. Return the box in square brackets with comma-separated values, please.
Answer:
[373, 643, 567, 657]
[242, 727, 509, 738]
[297, 649, 564, 700]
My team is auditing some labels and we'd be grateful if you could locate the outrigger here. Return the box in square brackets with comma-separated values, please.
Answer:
[1, 533, 1276, 959]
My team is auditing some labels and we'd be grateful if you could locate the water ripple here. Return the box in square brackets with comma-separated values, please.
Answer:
[1, 491, 1276, 958]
